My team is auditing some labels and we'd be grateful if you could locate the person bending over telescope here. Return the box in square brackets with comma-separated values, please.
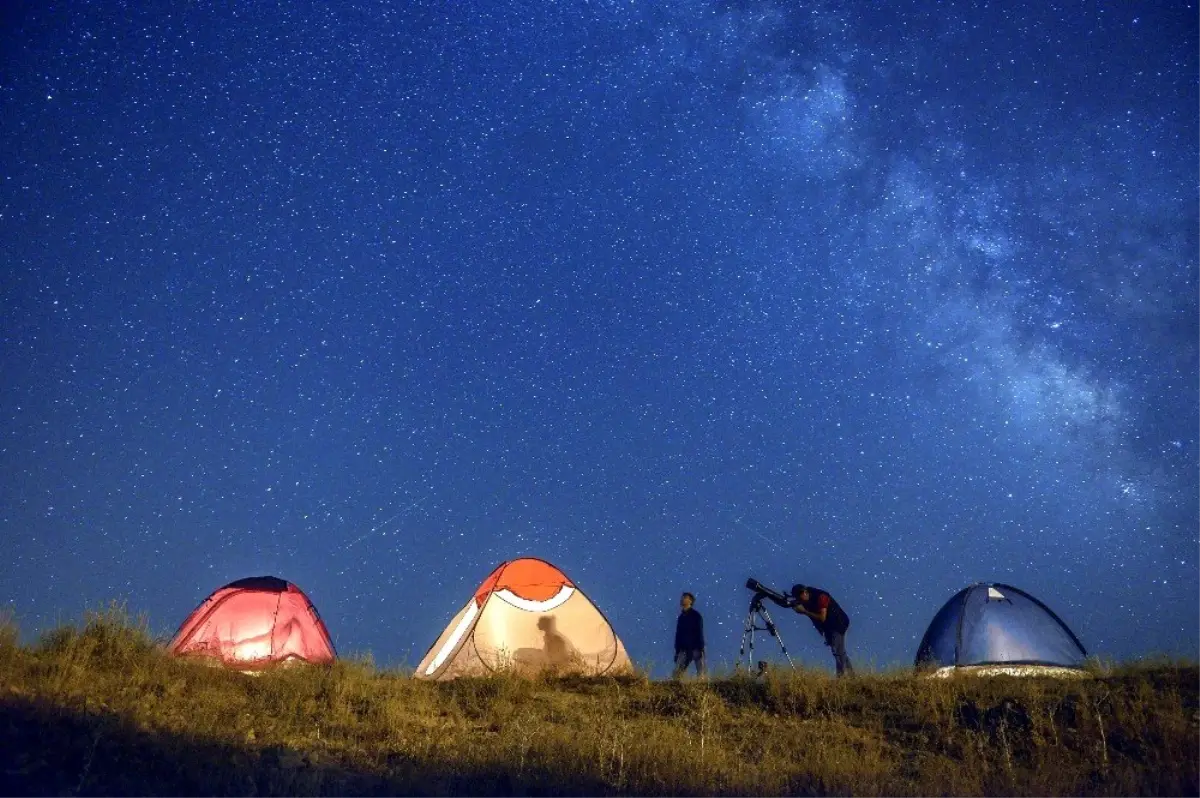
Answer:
[791, 584, 854, 677]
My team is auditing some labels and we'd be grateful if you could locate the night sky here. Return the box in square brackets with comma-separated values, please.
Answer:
[2, 1, 1197, 675]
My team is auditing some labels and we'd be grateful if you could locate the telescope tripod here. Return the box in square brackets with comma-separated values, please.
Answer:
[738, 595, 795, 674]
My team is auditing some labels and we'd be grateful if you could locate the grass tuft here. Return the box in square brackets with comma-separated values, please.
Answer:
[0, 607, 18, 653]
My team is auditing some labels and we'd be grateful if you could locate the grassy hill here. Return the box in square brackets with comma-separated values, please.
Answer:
[1, 607, 1196, 796]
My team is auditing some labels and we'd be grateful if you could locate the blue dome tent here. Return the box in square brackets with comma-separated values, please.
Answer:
[915, 583, 1088, 675]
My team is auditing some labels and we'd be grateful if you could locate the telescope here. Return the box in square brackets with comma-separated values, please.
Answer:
[740, 578, 796, 671]
[745, 578, 794, 609]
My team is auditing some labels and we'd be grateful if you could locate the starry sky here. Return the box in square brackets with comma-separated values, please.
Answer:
[2, 1, 1196, 675]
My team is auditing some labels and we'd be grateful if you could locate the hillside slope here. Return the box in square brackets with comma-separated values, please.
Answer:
[1, 610, 1196, 796]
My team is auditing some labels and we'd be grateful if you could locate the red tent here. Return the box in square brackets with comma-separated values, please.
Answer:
[168, 576, 336, 669]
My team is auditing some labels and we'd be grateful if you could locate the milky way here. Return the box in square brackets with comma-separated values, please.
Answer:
[2, 2, 1195, 672]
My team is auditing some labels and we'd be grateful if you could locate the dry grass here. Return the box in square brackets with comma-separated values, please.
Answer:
[0, 607, 1195, 796]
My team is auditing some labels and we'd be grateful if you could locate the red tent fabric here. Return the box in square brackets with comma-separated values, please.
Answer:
[168, 576, 336, 668]
[473, 557, 574, 604]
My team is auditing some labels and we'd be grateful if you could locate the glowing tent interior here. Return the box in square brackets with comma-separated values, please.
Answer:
[168, 576, 336, 669]
[416, 557, 632, 680]
[915, 582, 1088, 677]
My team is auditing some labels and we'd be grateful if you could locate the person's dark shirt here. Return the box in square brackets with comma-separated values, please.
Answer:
[796, 589, 850, 635]
[675, 607, 704, 652]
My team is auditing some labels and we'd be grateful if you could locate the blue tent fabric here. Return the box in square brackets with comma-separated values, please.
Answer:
[915, 583, 1087, 669]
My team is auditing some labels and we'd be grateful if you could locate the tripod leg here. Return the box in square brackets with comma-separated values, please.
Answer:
[758, 607, 796, 669]
[739, 609, 758, 672]
[738, 610, 756, 671]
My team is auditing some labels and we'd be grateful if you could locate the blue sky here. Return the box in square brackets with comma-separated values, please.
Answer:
[2, 1, 1196, 674]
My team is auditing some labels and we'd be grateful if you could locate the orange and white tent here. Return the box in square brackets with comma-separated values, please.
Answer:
[415, 557, 632, 679]
[168, 576, 336, 670]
